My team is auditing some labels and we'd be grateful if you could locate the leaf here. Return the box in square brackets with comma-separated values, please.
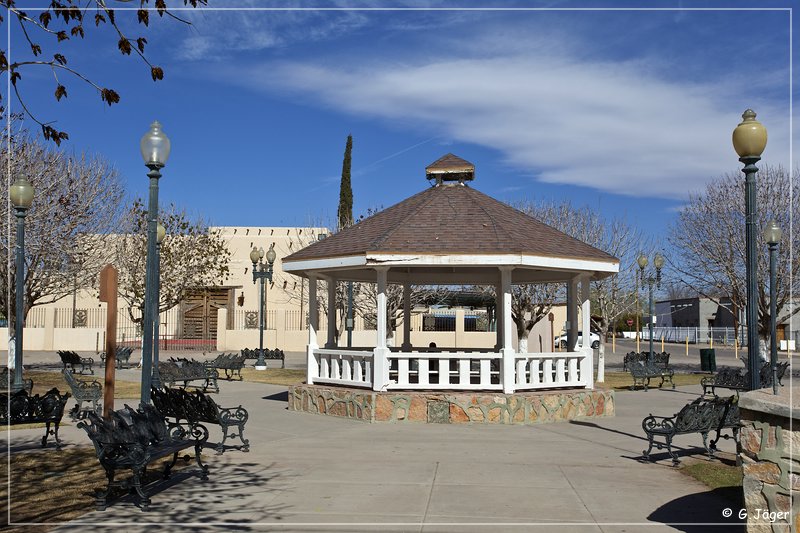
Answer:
[100, 88, 120, 106]
[53, 53, 67, 65]
[137, 37, 147, 53]
[54, 84, 67, 101]
[156, 0, 167, 15]
[117, 38, 131, 55]
[56, 31, 68, 42]
[107, 9, 115, 25]
[42, 125, 67, 146]
[10, 70, 20, 85]
[94, 13, 105, 26]
[151, 66, 163, 81]
[30, 43, 41, 56]
[137, 9, 149, 26]
[39, 12, 51, 28]
[0, 52, 7, 70]
[70, 25, 84, 38]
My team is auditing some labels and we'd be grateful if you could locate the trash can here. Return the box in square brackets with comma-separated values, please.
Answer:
[700, 348, 716, 372]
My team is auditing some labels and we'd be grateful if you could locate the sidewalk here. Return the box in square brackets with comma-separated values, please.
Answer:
[3, 359, 751, 532]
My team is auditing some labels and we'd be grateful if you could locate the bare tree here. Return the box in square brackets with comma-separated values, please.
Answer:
[114, 199, 230, 326]
[668, 165, 799, 354]
[1, 0, 206, 144]
[0, 131, 125, 327]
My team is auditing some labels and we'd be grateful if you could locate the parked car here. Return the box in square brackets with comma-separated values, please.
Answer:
[554, 331, 600, 349]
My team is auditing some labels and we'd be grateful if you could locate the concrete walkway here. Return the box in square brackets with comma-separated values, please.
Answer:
[4, 352, 750, 532]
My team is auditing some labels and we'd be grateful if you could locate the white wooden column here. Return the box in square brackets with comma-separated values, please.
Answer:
[580, 274, 594, 389]
[401, 282, 412, 350]
[306, 275, 319, 385]
[500, 267, 515, 393]
[566, 276, 579, 351]
[326, 277, 337, 348]
[494, 281, 503, 350]
[373, 267, 390, 391]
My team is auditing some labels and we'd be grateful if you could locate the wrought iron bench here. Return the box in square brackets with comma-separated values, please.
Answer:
[629, 359, 675, 391]
[58, 350, 95, 375]
[701, 361, 789, 395]
[0, 388, 70, 448]
[62, 369, 102, 420]
[206, 352, 247, 380]
[77, 403, 210, 511]
[623, 351, 670, 372]
[99, 346, 135, 369]
[642, 395, 740, 465]
[152, 387, 249, 454]
[159, 359, 219, 393]
[241, 347, 285, 368]
[1, 367, 33, 393]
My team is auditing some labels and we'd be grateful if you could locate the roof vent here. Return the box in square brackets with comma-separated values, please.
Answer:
[425, 153, 475, 186]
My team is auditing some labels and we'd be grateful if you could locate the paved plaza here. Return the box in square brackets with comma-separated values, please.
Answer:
[3, 345, 773, 532]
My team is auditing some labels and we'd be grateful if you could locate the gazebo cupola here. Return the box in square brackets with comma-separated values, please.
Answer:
[282, 154, 619, 395]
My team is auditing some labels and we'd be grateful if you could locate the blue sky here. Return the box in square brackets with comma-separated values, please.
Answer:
[7, 1, 796, 240]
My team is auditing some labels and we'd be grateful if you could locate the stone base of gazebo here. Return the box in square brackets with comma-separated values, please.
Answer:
[288, 383, 614, 425]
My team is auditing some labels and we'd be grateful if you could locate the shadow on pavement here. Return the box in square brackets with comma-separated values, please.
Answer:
[263, 391, 289, 402]
[648, 486, 745, 532]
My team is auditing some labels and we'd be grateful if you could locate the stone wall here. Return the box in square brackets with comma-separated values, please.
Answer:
[738, 387, 799, 533]
[288, 383, 614, 425]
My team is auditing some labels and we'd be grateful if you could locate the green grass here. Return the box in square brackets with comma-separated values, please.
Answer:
[680, 458, 743, 490]
[597, 371, 706, 391]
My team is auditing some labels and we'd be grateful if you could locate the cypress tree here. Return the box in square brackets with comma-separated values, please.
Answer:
[337, 134, 353, 230]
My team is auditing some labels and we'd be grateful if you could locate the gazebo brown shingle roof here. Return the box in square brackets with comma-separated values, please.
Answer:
[285, 164, 617, 264]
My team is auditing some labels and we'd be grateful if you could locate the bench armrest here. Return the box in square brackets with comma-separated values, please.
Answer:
[642, 414, 676, 434]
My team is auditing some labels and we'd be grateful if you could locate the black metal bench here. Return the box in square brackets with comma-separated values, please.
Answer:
[629, 359, 675, 391]
[152, 387, 249, 454]
[242, 347, 285, 368]
[159, 359, 219, 393]
[77, 403, 209, 511]
[207, 352, 247, 380]
[100, 346, 135, 369]
[0, 388, 70, 448]
[642, 395, 740, 465]
[62, 369, 102, 420]
[701, 361, 789, 395]
[623, 351, 670, 372]
[1, 366, 33, 393]
[58, 350, 95, 375]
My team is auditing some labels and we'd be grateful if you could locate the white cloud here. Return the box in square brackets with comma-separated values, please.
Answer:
[237, 51, 790, 199]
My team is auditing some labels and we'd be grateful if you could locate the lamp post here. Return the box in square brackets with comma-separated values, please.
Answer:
[9, 176, 34, 393]
[139, 121, 171, 404]
[151, 222, 166, 390]
[732, 109, 767, 391]
[764, 219, 782, 395]
[250, 243, 277, 370]
[637, 252, 663, 365]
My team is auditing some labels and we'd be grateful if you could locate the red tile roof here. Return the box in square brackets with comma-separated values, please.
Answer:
[284, 182, 617, 264]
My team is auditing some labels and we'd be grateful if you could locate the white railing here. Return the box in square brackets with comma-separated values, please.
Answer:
[387, 351, 503, 390]
[313, 349, 374, 388]
[514, 352, 589, 389]
[310, 349, 591, 392]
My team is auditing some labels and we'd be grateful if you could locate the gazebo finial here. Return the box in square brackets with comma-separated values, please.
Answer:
[426, 153, 475, 185]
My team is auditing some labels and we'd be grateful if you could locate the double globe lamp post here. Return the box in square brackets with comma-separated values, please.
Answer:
[636, 252, 663, 365]
[251, 244, 277, 370]
[764, 220, 782, 396]
[732, 109, 767, 391]
[139, 121, 171, 404]
[9, 176, 34, 392]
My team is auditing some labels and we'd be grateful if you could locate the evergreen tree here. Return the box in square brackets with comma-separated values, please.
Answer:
[337, 135, 353, 230]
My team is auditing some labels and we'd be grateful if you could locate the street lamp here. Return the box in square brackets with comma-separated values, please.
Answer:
[250, 243, 277, 370]
[139, 121, 171, 404]
[9, 176, 33, 393]
[732, 109, 767, 391]
[764, 219, 782, 395]
[637, 252, 663, 365]
[151, 222, 166, 390]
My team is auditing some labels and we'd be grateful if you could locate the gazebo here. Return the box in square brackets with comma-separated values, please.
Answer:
[282, 154, 619, 424]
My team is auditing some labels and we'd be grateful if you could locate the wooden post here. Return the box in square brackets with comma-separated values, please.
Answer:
[99, 265, 118, 419]
[735, 338, 739, 359]
[661, 335, 664, 352]
[685, 335, 689, 356]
